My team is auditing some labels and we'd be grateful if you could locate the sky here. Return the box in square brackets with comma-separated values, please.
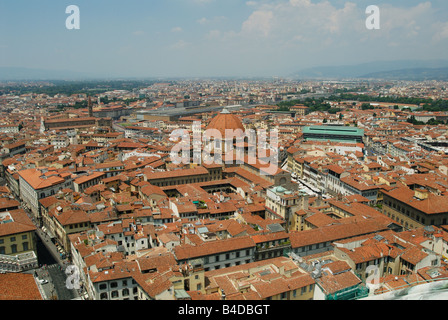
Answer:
[0, 0, 448, 78]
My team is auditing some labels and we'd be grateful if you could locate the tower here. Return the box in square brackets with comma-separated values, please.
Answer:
[39, 116, 46, 134]
[88, 96, 93, 117]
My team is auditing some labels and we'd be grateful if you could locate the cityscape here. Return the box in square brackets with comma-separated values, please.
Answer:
[1, 0, 448, 305]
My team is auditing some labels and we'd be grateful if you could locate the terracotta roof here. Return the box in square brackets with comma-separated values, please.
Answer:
[0, 273, 42, 300]
[18, 168, 65, 190]
[289, 220, 390, 248]
[206, 109, 245, 138]
[383, 186, 448, 214]
[0, 209, 36, 237]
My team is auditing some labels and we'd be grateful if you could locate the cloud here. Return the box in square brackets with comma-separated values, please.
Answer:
[171, 27, 183, 33]
[197, 16, 226, 25]
[192, 0, 213, 4]
[241, 11, 274, 37]
[205, 30, 221, 40]
[132, 30, 145, 36]
[433, 21, 448, 42]
[170, 40, 190, 49]
[230, 0, 444, 49]
[380, 2, 433, 38]
[197, 17, 210, 25]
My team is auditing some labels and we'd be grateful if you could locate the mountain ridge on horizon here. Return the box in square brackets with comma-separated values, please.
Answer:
[2, 59, 448, 81]
[292, 59, 448, 80]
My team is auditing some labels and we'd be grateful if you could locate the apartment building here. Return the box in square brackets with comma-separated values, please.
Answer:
[173, 236, 256, 271]
[204, 257, 315, 300]
[73, 172, 105, 193]
[382, 185, 448, 230]
[1, 140, 26, 157]
[333, 230, 441, 283]
[289, 220, 391, 258]
[326, 164, 349, 196]
[252, 231, 290, 261]
[145, 166, 221, 187]
[18, 167, 73, 221]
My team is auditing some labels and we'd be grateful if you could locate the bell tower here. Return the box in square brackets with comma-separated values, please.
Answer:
[88, 96, 93, 117]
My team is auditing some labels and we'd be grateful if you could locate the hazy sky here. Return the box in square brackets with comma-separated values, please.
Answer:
[1, 0, 447, 78]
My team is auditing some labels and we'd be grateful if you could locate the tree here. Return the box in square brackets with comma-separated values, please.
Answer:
[361, 103, 374, 110]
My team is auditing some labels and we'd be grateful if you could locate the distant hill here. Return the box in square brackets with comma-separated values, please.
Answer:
[359, 67, 448, 81]
[0, 67, 94, 81]
[293, 60, 448, 80]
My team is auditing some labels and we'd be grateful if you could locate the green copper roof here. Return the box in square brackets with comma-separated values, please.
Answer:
[302, 126, 364, 136]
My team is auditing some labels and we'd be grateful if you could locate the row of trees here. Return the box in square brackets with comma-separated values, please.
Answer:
[331, 93, 448, 112]
[407, 116, 446, 126]
[276, 97, 336, 113]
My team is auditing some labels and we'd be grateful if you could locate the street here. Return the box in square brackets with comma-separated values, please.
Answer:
[16, 200, 83, 300]
[23, 230, 79, 300]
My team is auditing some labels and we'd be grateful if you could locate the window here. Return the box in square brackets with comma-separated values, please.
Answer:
[110, 282, 118, 288]
[100, 292, 108, 300]
[122, 289, 129, 296]
[0, 246, 5, 254]
[22, 242, 29, 251]
[99, 284, 107, 290]
[10, 237, 15, 242]
[111, 291, 119, 298]
[11, 244, 17, 253]
[22, 235, 27, 240]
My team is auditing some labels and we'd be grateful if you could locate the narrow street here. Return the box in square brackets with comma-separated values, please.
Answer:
[16, 201, 82, 300]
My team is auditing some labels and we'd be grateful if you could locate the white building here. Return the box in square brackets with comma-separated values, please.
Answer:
[18, 168, 73, 221]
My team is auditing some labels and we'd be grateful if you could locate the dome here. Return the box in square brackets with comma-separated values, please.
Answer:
[205, 108, 245, 139]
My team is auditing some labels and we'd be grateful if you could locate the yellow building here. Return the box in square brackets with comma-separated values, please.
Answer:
[170, 260, 206, 293]
[0, 209, 38, 272]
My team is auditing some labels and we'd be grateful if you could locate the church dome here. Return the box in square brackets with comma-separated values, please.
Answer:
[206, 108, 245, 139]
